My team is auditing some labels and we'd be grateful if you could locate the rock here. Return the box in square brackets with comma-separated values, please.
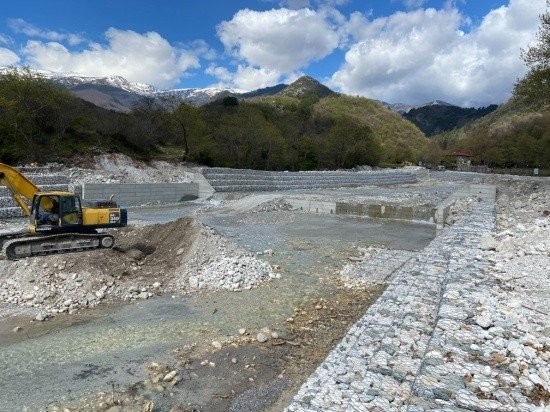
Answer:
[479, 234, 498, 251]
[152, 281, 161, 288]
[211, 340, 222, 350]
[12, 326, 22, 333]
[22, 293, 35, 301]
[238, 328, 246, 335]
[35, 312, 48, 321]
[127, 248, 145, 260]
[176, 248, 185, 256]
[163, 370, 177, 382]
[256, 332, 268, 343]
[474, 313, 493, 329]
[188, 276, 199, 289]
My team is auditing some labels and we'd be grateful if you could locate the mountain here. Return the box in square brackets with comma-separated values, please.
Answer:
[0, 67, 155, 112]
[377, 99, 498, 136]
[381, 100, 454, 114]
[47, 73, 155, 95]
[0, 69, 431, 169]
[153, 87, 240, 107]
[239, 77, 428, 165]
[402, 104, 498, 136]
[278, 76, 334, 98]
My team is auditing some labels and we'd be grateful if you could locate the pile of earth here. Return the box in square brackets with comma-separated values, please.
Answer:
[0, 218, 279, 319]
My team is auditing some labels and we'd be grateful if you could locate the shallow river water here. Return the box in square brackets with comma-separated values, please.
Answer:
[0, 209, 435, 410]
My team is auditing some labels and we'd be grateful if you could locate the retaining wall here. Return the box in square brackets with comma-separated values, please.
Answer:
[202, 167, 417, 192]
[287, 185, 498, 411]
[82, 183, 199, 207]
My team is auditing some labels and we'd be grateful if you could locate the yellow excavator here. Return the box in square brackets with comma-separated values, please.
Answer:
[0, 162, 127, 260]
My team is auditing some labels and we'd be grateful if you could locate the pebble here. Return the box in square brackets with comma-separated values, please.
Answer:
[256, 332, 268, 343]
[35, 312, 47, 322]
[162, 371, 177, 382]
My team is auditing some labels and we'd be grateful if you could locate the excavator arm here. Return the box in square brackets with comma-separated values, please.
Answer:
[0, 162, 41, 216]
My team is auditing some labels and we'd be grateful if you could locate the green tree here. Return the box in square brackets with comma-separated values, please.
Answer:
[514, 1, 550, 104]
[170, 103, 209, 161]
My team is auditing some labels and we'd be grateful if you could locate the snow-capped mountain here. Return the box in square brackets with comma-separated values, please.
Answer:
[380, 100, 454, 114]
[153, 87, 240, 107]
[52, 73, 156, 95]
[0, 67, 156, 95]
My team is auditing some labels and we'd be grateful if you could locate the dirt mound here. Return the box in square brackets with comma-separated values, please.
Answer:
[114, 217, 200, 268]
[0, 218, 278, 318]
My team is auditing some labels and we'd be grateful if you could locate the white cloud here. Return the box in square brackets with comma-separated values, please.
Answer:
[0, 47, 20, 66]
[21, 28, 201, 88]
[330, 0, 546, 106]
[206, 64, 282, 90]
[214, 7, 341, 89]
[0, 34, 12, 45]
[9, 18, 85, 46]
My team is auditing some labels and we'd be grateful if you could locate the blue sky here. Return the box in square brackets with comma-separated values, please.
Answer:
[0, 0, 546, 106]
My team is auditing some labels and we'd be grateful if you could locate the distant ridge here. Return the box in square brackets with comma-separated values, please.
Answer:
[402, 103, 498, 136]
[379, 100, 454, 114]
[0, 67, 499, 137]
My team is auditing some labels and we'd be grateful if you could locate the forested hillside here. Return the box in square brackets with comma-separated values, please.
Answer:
[435, 100, 550, 168]
[0, 71, 430, 170]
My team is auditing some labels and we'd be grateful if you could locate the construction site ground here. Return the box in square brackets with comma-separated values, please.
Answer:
[0, 156, 548, 411]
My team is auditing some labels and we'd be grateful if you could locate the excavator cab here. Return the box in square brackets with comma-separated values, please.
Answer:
[30, 193, 83, 231]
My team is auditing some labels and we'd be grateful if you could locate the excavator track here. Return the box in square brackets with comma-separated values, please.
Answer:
[3, 233, 115, 260]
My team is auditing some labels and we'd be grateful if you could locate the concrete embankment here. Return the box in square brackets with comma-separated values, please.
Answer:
[286, 183, 549, 411]
[201, 167, 418, 192]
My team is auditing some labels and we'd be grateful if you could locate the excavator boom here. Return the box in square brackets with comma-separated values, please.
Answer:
[0, 163, 41, 216]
